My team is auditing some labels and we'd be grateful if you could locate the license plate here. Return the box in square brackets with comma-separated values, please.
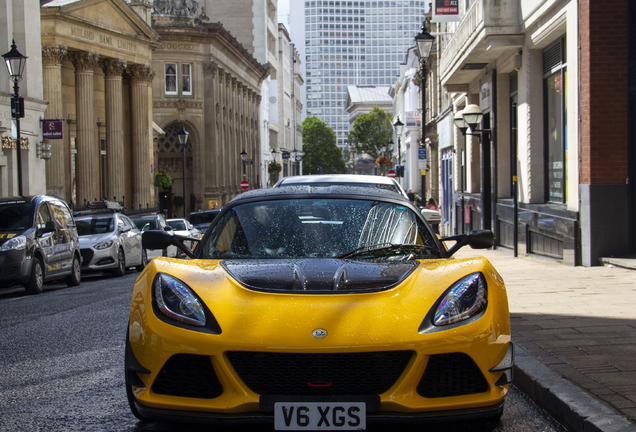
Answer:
[274, 402, 366, 430]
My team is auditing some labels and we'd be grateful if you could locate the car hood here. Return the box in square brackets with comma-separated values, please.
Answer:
[221, 259, 419, 292]
[79, 233, 116, 248]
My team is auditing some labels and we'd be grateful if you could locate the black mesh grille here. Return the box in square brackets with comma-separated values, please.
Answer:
[152, 354, 223, 399]
[417, 353, 489, 398]
[227, 351, 413, 396]
[80, 249, 94, 267]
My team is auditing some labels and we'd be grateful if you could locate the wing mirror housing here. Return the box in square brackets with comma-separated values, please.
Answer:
[38, 220, 56, 236]
[441, 230, 494, 257]
[143, 229, 200, 259]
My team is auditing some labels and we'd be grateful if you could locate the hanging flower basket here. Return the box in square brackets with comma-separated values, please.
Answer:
[153, 169, 173, 189]
[375, 156, 391, 166]
[268, 161, 282, 174]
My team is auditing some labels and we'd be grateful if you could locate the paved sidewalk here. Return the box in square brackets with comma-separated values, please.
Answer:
[454, 247, 636, 432]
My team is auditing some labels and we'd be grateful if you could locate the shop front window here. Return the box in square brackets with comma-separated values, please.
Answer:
[543, 38, 567, 203]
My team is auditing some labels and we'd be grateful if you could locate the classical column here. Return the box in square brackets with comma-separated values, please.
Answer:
[101, 58, 127, 202]
[203, 61, 219, 201]
[70, 51, 100, 205]
[42, 44, 68, 200]
[129, 64, 154, 210]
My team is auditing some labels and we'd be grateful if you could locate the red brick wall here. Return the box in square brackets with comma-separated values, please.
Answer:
[579, 0, 629, 185]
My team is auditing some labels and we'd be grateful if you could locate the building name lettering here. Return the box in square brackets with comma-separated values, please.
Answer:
[70, 26, 137, 52]
[161, 43, 198, 51]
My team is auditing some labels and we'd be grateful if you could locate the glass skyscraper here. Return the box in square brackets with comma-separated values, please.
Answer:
[293, 1, 428, 148]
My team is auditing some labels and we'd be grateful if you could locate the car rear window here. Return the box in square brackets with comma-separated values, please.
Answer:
[76, 217, 114, 236]
[167, 220, 186, 231]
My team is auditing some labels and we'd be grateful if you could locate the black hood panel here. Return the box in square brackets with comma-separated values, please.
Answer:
[221, 259, 418, 293]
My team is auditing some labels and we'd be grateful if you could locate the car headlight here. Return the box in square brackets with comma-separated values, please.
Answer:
[0, 235, 26, 251]
[434, 272, 487, 326]
[153, 273, 206, 327]
[94, 239, 114, 250]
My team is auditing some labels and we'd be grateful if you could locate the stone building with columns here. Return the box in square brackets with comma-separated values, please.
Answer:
[151, 4, 268, 212]
[40, 0, 160, 210]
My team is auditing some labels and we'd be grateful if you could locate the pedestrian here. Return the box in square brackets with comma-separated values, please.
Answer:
[407, 189, 415, 204]
[427, 197, 438, 211]
[427, 197, 440, 234]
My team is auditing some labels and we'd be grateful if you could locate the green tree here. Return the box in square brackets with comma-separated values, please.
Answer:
[302, 116, 345, 174]
[347, 106, 394, 159]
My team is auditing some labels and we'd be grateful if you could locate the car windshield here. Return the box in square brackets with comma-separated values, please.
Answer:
[0, 202, 34, 231]
[202, 198, 439, 259]
[167, 220, 186, 231]
[76, 217, 114, 236]
[133, 217, 158, 231]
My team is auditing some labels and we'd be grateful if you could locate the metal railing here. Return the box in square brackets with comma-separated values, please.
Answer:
[439, 0, 484, 76]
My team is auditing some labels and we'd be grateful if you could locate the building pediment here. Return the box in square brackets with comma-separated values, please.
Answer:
[42, 0, 160, 44]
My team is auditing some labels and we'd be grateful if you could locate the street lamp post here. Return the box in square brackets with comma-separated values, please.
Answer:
[177, 126, 189, 219]
[393, 117, 403, 179]
[241, 148, 248, 177]
[454, 104, 493, 233]
[3, 40, 28, 197]
[414, 21, 435, 205]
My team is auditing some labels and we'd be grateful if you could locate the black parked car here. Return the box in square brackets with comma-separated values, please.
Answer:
[187, 209, 221, 233]
[0, 195, 81, 294]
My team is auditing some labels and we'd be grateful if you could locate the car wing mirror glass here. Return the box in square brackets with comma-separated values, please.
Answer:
[121, 225, 131, 233]
[164, 226, 173, 231]
[40, 220, 56, 235]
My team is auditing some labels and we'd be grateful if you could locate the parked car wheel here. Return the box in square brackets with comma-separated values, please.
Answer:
[65, 254, 82, 287]
[25, 257, 44, 295]
[136, 249, 147, 272]
[113, 248, 126, 277]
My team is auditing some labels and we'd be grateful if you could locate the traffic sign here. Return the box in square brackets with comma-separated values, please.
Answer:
[387, 169, 396, 178]
[240, 179, 249, 190]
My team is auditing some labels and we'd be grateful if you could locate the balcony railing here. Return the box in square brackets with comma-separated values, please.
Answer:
[439, 0, 522, 80]
[439, 0, 484, 76]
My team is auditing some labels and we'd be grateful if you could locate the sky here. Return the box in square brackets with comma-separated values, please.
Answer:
[278, 0, 291, 27]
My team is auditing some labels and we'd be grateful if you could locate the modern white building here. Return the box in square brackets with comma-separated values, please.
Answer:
[290, 0, 429, 150]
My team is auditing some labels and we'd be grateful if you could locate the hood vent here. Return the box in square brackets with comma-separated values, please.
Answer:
[222, 259, 418, 293]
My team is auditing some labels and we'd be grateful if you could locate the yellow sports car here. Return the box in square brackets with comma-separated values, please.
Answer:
[125, 186, 513, 429]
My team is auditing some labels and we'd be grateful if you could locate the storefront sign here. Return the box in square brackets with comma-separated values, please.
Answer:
[406, 112, 421, 128]
[42, 119, 64, 140]
[432, 0, 461, 22]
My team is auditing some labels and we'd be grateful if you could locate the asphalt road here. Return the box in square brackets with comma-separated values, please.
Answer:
[0, 270, 568, 432]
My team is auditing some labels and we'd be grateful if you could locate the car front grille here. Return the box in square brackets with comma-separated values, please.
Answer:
[226, 351, 413, 396]
[417, 353, 489, 398]
[152, 354, 223, 399]
[80, 249, 94, 267]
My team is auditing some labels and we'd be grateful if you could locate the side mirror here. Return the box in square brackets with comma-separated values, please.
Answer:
[40, 220, 56, 235]
[441, 230, 494, 257]
[121, 225, 132, 233]
[164, 226, 173, 231]
[142, 229, 200, 259]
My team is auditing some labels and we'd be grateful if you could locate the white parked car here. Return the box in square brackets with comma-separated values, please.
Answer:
[166, 218, 201, 256]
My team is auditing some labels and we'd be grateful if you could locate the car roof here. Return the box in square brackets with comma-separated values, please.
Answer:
[277, 174, 398, 186]
[229, 184, 410, 206]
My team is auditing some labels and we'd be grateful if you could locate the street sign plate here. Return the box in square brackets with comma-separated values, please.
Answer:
[240, 180, 249, 190]
[387, 170, 396, 178]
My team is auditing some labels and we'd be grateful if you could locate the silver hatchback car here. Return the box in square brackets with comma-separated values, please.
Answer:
[75, 212, 147, 276]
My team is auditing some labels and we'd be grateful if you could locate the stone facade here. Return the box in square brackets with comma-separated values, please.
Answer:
[40, 0, 160, 210]
[151, 12, 268, 212]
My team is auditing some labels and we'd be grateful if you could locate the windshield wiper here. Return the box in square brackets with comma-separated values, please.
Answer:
[337, 243, 438, 259]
